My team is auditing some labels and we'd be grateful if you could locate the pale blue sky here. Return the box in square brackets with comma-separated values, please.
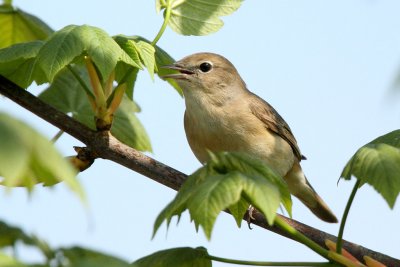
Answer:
[1, 1, 399, 266]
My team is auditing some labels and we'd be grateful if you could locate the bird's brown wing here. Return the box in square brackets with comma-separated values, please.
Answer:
[248, 92, 306, 161]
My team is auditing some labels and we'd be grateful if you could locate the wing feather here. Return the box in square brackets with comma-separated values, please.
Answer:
[248, 92, 306, 161]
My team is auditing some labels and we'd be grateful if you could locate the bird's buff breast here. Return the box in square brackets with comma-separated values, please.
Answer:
[184, 98, 295, 177]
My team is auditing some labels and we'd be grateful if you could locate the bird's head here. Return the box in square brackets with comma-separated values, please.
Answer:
[161, 52, 246, 97]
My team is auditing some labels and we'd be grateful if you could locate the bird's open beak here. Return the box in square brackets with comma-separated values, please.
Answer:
[160, 64, 195, 80]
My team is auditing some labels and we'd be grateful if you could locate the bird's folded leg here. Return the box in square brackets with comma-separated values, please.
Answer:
[247, 205, 256, 230]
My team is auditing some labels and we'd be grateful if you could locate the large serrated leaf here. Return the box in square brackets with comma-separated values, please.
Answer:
[0, 5, 52, 49]
[38, 67, 151, 151]
[152, 166, 208, 238]
[0, 41, 44, 88]
[228, 197, 249, 227]
[159, 0, 243, 36]
[132, 247, 211, 267]
[153, 152, 290, 239]
[187, 173, 243, 237]
[341, 130, 400, 208]
[222, 153, 293, 216]
[34, 25, 140, 84]
[0, 113, 84, 199]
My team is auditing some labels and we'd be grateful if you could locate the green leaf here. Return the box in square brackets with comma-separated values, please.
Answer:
[131, 39, 156, 80]
[152, 166, 206, 238]
[115, 65, 139, 100]
[153, 152, 291, 239]
[115, 36, 156, 80]
[228, 198, 249, 227]
[0, 112, 84, 199]
[130, 35, 183, 96]
[0, 5, 53, 49]
[114, 36, 142, 68]
[0, 41, 44, 88]
[61, 247, 130, 267]
[113, 35, 143, 99]
[132, 247, 211, 267]
[158, 0, 243, 36]
[0, 221, 54, 261]
[341, 130, 400, 208]
[34, 24, 139, 84]
[0, 221, 34, 248]
[216, 152, 293, 217]
[38, 67, 152, 151]
[113, 95, 152, 151]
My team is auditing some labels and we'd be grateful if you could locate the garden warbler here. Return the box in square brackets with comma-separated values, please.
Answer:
[162, 52, 337, 223]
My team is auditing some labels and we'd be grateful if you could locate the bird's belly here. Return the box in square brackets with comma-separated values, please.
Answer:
[184, 110, 295, 177]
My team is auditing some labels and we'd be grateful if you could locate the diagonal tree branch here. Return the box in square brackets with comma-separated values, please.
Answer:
[0, 75, 399, 266]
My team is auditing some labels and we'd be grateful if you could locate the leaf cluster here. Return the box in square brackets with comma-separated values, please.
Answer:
[153, 152, 292, 239]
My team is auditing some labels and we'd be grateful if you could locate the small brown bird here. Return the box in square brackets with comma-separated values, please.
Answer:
[163, 52, 337, 223]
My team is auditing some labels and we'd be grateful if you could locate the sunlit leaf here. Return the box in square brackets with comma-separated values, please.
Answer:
[114, 36, 142, 69]
[0, 4, 52, 49]
[38, 67, 151, 151]
[0, 113, 84, 199]
[153, 152, 291, 239]
[113, 35, 142, 99]
[132, 247, 211, 267]
[228, 197, 249, 227]
[157, 0, 243, 36]
[341, 130, 400, 208]
[0, 41, 44, 88]
[61, 247, 130, 267]
[130, 40, 157, 79]
[127, 36, 183, 96]
[34, 25, 139, 84]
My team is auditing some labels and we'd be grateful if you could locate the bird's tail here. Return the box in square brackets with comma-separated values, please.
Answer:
[300, 181, 338, 223]
[285, 163, 338, 223]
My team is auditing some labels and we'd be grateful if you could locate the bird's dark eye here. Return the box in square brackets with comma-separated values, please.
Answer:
[199, 62, 212, 73]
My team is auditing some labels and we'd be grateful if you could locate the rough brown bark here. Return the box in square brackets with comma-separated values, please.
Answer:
[1, 75, 399, 266]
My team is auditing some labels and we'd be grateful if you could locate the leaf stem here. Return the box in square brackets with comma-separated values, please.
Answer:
[85, 57, 106, 107]
[208, 255, 336, 266]
[152, 0, 172, 46]
[67, 65, 94, 98]
[51, 130, 64, 142]
[274, 216, 329, 259]
[107, 83, 126, 114]
[336, 179, 361, 254]
[67, 65, 96, 109]
[104, 70, 115, 98]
